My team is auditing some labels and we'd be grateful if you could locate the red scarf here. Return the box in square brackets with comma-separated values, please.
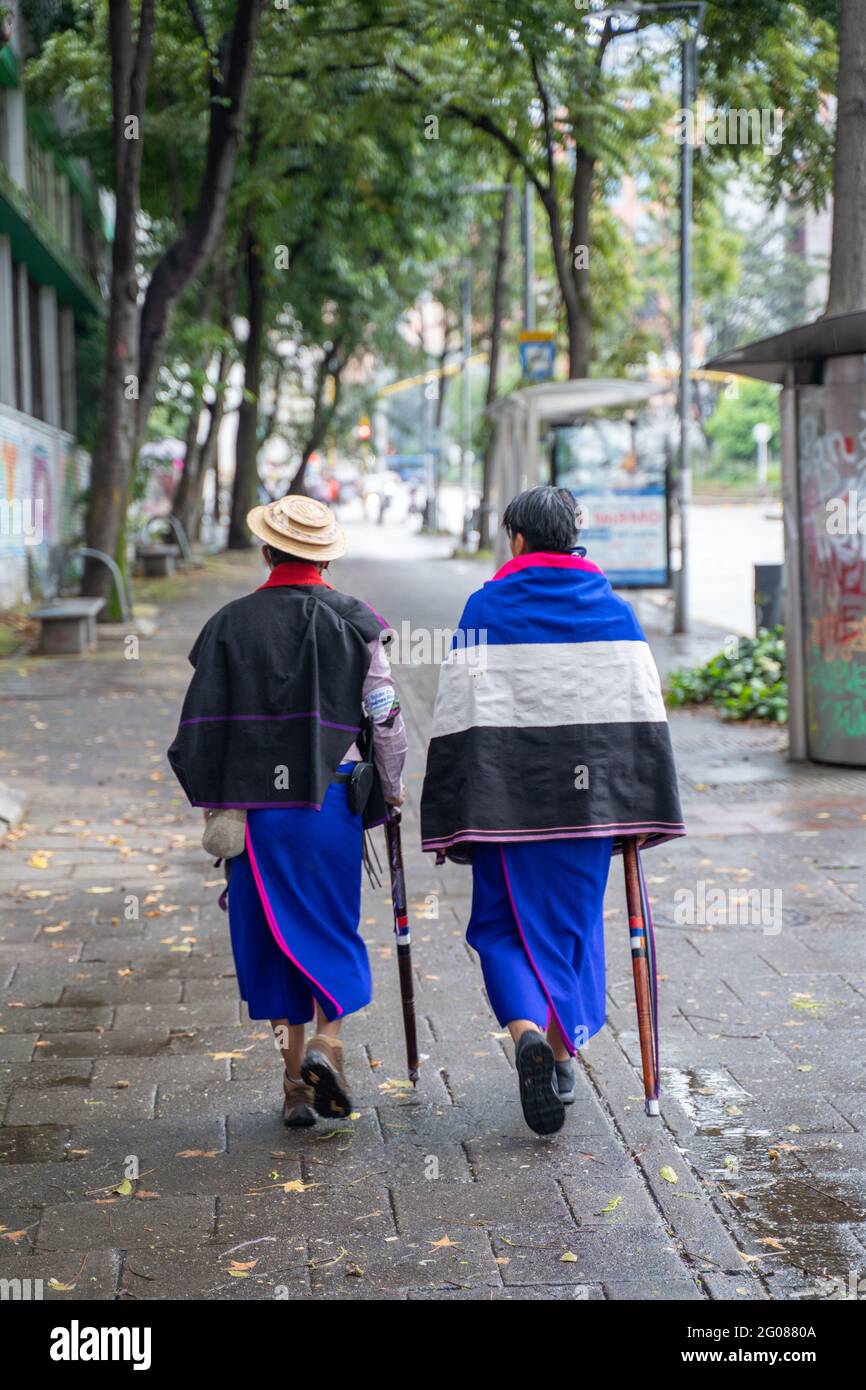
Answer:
[258, 561, 333, 590]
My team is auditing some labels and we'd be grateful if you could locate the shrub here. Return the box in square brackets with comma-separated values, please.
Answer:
[666, 627, 787, 722]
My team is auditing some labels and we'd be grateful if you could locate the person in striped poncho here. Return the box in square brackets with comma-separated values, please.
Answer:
[420, 487, 684, 1135]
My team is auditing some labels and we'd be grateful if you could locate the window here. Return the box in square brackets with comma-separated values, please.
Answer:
[0, 89, 10, 171]
[12, 260, 23, 409]
[28, 276, 43, 421]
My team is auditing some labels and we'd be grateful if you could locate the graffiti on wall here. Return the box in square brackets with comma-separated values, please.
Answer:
[798, 389, 866, 760]
[0, 406, 90, 607]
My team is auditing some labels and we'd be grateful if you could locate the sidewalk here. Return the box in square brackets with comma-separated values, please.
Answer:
[0, 538, 863, 1301]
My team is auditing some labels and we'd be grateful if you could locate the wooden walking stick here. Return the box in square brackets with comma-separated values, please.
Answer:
[384, 810, 420, 1085]
[623, 837, 660, 1116]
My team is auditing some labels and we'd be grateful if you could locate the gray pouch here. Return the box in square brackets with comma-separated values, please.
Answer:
[202, 808, 247, 859]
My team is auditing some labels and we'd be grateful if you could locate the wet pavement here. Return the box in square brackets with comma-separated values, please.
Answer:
[0, 531, 864, 1301]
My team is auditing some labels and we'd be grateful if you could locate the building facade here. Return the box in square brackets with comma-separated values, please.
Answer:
[0, 10, 105, 608]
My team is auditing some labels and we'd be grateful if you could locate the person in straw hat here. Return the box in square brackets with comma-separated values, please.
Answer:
[168, 496, 407, 1127]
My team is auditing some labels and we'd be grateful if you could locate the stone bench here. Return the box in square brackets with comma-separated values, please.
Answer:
[136, 544, 176, 578]
[31, 597, 106, 655]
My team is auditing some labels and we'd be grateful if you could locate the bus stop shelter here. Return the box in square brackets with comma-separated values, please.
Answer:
[707, 309, 866, 767]
[486, 378, 664, 571]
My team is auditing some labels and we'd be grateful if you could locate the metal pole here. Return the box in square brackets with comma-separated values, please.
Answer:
[779, 365, 807, 760]
[461, 269, 473, 543]
[522, 179, 535, 331]
[674, 33, 695, 634]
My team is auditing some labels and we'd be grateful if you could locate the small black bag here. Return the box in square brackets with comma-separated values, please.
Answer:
[356, 715, 388, 828]
[347, 760, 375, 815]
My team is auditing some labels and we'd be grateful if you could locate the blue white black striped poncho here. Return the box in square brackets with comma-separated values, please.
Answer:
[420, 551, 685, 863]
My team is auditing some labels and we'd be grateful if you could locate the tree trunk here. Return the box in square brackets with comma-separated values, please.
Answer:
[228, 223, 265, 549]
[291, 353, 346, 494]
[136, 0, 263, 427]
[173, 259, 235, 540]
[191, 369, 228, 540]
[172, 402, 203, 541]
[82, 0, 261, 598]
[825, 0, 866, 314]
[479, 183, 512, 549]
[566, 149, 594, 379]
[539, 173, 590, 380]
[82, 0, 155, 605]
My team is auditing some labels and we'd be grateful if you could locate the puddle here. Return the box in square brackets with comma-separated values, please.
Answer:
[32, 1074, 90, 1090]
[0, 1124, 71, 1163]
[665, 1065, 866, 1293]
[663, 1065, 750, 1132]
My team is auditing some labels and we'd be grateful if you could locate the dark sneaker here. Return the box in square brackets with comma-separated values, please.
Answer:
[553, 1059, 576, 1104]
[283, 1076, 316, 1128]
[301, 1034, 353, 1119]
[515, 1030, 565, 1135]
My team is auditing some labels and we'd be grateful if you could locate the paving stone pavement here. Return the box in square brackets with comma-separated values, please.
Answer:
[1, 536, 864, 1302]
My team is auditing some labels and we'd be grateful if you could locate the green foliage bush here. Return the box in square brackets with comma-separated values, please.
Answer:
[705, 378, 781, 471]
[666, 627, 787, 722]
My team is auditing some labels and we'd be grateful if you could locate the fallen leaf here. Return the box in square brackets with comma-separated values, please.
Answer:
[598, 1196, 624, 1215]
[659, 1165, 679, 1184]
[560, 1250, 578, 1262]
[430, 1235, 459, 1248]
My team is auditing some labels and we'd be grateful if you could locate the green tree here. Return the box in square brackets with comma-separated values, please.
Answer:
[705, 378, 780, 471]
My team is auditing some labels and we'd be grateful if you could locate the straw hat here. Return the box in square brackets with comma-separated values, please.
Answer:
[246, 494, 347, 562]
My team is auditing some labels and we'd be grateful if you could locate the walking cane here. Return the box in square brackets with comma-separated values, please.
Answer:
[384, 810, 420, 1085]
[622, 837, 660, 1116]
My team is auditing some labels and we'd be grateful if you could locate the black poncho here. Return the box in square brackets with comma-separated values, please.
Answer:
[167, 575, 384, 811]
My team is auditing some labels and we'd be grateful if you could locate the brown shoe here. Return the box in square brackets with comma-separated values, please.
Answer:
[283, 1074, 316, 1128]
[300, 1034, 352, 1119]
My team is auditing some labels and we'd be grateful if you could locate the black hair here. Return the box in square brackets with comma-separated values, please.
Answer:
[502, 486, 581, 554]
[264, 544, 326, 568]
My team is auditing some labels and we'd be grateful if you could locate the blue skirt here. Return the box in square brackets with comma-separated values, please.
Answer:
[226, 766, 370, 1023]
[467, 838, 613, 1055]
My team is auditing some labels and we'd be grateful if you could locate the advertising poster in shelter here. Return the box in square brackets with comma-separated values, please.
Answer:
[552, 416, 669, 587]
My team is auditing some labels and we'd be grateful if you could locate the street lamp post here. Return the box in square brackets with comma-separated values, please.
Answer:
[590, 2, 705, 633]
[460, 268, 474, 544]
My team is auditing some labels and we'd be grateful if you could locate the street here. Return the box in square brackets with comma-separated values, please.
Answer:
[1, 531, 863, 1301]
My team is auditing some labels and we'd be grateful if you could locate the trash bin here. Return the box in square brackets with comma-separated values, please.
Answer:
[754, 563, 784, 632]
